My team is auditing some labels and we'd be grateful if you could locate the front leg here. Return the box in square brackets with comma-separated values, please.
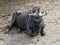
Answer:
[40, 21, 45, 36]
[25, 22, 34, 37]
[40, 27, 45, 36]
[25, 26, 33, 37]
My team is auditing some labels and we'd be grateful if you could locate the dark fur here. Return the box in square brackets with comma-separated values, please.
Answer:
[5, 7, 45, 37]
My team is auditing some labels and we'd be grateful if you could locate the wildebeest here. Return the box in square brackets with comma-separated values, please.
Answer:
[5, 6, 47, 37]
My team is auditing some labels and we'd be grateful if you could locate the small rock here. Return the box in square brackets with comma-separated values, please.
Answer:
[37, 39, 39, 41]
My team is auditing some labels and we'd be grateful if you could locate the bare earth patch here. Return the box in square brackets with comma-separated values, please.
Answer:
[0, 0, 60, 45]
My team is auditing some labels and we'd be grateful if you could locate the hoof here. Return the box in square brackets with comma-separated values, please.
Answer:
[41, 32, 45, 36]
[29, 34, 34, 37]
[4, 29, 9, 34]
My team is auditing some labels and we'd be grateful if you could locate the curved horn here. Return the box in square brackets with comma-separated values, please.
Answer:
[39, 11, 47, 16]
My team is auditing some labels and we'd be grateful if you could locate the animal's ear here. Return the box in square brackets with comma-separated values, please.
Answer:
[39, 11, 47, 16]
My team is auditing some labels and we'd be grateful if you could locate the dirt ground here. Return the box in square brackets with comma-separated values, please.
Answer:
[0, 0, 60, 45]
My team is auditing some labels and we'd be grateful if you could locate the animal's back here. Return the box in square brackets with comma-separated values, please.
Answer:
[16, 13, 29, 29]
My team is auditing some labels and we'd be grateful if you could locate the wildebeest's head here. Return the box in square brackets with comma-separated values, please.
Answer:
[29, 6, 47, 17]
[28, 6, 47, 36]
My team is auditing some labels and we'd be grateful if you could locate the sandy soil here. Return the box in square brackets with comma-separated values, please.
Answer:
[0, 0, 60, 45]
